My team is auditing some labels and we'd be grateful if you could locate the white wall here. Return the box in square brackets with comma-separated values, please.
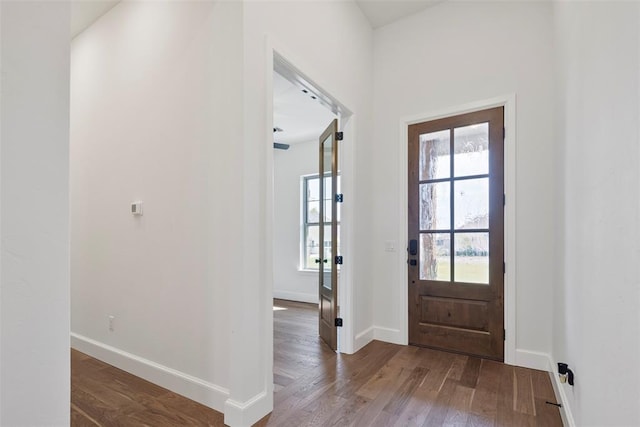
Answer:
[553, 2, 640, 425]
[71, 1, 372, 425]
[0, 2, 70, 425]
[273, 140, 318, 304]
[371, 2, 556, 362]
[71, 0, 242, 412]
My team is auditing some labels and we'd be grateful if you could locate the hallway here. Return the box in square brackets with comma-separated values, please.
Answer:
[71, 299, 562, 426]
[261, 299, 562, 426]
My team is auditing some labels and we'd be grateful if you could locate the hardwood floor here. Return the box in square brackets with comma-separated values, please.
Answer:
[258, 300, 562, 426]
[71, 299, 563, 426]
[71, 349, 225, 426]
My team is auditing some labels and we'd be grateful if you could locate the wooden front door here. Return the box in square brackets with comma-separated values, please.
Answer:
[408, 107, 505, 360]
[318, 119, 339, 351]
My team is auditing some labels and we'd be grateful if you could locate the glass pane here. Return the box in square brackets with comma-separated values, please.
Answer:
[307, 178, 320, 202]
[321, 132, 333, 290]
[323, 201, 332, 222]
[454, 178, 489, 229]
[420, 130, 450, 180]
[454, 232, 489, 284]
[316, 175, 341, 223]
[323, 176, 332, 199]
[305, 225, 320, 269]
[305, 224, 340, 270]
[336, 176, 341, 222]
[322, 225, 333, 263]
[420, 233, 450, 281]
[454, 123, 488, 177]
[307, 201, 320, 223]
[323, 135, 333, 173]
[320, 133, 332, 229]
[420, 182, 450, 230]
[322, 223, 333, 289]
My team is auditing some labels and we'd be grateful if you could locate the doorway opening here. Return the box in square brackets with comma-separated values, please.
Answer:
[269, 52, 354, 394]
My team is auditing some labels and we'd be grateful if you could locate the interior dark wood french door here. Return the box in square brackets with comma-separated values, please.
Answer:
[408, 107, 504, 361]
[318, 119, 339, 351]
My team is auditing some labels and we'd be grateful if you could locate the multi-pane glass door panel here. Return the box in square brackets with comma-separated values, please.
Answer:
[319, 131, 335, 291]
[305, 224, 340, 269]
[419, 122, 491, 285]
[307, 176, 340, 223]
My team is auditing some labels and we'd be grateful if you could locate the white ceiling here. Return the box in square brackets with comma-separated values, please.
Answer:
[70, 1, 444, 39]
[355, 0, 443, 29]
[273, 72, 337, 145]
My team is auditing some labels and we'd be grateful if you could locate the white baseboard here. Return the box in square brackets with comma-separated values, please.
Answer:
[354, 326, 374, 352]
[273, 290, 318, 304]
[514, 349, 552, 371]
[513, 349, 575, 427]
[373, 326, 404, 345]
[224, 388, 273, 427]
[547, 356, 577, 427]
[354, 325, 404, 353]
[71, 333, 229, 412]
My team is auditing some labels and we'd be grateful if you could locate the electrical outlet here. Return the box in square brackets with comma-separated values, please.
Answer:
[108, 315, 115, 332]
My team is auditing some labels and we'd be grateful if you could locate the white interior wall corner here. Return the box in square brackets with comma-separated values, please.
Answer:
[70, 0, 242, 416]
[0, 2, 70, 424]
[551, 2, 640, 425]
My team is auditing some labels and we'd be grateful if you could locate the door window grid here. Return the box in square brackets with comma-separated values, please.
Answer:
[419, 123, 490, 284]
[302, 175, 340, 270]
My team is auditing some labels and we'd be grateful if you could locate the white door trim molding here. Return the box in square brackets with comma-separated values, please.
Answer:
[397, 94, 517, 365]
[265, 35, 356, 356]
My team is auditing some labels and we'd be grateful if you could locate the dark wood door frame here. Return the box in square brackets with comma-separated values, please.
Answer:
[318, 119, 339, 351]
[408, 106, 505, 361]
[400, 98, 517, 365]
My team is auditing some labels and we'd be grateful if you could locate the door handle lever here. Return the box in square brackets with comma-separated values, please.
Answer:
[409, 239, 418, 256]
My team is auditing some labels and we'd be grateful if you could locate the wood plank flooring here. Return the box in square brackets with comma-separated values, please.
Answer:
[71, 349, 226, 426]
[71, 299, 563, 426]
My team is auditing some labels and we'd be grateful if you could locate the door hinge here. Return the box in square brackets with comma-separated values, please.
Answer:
[503, 262, 506, 274]
[335, 193, 344, 203]
[503, 127, 506, 140]
[503, 329, 506, 341]
[335, 131, 344, 141]
[503, 194, 506, 206]
[334, 256, 343, 265]
[335, 318, 343, 327]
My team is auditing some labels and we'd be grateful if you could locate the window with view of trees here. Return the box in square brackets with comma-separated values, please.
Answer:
[302, 174, 340, 270]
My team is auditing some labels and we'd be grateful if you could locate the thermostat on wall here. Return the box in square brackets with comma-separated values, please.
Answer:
[131, 201, 143, 216]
